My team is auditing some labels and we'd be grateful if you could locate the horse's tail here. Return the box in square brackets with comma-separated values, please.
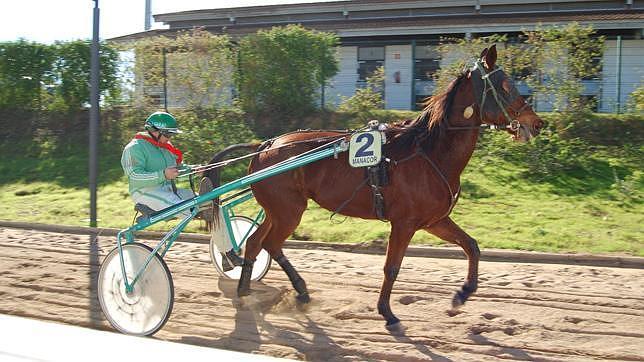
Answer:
[201, 142, 262, 231]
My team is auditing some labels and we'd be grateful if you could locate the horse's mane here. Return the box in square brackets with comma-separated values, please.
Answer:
[386, 72, 467, 149]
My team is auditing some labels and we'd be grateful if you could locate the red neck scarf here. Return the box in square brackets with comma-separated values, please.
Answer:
[134, 133, 183, 164]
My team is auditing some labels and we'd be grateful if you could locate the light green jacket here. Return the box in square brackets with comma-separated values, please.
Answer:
[121, 133, 179, 194]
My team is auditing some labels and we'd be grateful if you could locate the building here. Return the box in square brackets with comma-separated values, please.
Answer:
[113, 0, 644, 112]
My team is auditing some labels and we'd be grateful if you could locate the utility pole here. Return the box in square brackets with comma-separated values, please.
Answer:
[615, 35, 622, 114]
[89, 0, 100, 227]
[163, 47, 168, 112]
[145, 0, 152, 30]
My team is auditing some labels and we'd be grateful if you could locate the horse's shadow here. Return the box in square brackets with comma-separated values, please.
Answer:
[392, 332, 454, 362]
[468, 333, 535, 360]
[181, 278, 351, 360]
[180, 278, 453, 361]
[180, 278, 265, 352]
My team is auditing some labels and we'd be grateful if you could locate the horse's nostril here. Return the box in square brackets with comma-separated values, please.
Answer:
[532, 120, 543, 132]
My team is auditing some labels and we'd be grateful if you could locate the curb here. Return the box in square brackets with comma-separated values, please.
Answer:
[1, 220, 642, 269]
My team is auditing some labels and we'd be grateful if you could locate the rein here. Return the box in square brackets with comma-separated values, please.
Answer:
[180, 133, 353, 178]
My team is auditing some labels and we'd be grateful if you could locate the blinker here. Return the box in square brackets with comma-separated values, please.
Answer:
[463, 105, 474, 119]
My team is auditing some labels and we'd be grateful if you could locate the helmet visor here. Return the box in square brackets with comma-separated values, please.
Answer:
[160, 128, 182, 134]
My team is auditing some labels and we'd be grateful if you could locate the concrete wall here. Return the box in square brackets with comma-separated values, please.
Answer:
[600, 39, 644, 113]
[324, 46, 359, 108]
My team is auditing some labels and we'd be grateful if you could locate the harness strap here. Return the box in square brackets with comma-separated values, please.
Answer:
[390, 146, 459, 221]
[474, 61, 520, 135]
[371, 184, 386, 221]
[367, 161, 389, 221]
[330, 177, 369, 220]
[416, 148, 460, 221]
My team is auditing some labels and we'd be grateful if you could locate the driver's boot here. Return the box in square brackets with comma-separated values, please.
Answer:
[221, 249, 245, 272]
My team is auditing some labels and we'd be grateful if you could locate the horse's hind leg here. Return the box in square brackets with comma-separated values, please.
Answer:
[261, 204, 310, 303]
[238, 196, 309, 303]
[425, 217, 480, 308]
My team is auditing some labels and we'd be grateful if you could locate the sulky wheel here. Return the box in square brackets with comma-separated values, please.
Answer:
[210, 215, 271, 281]
[98, 242, 174, 336]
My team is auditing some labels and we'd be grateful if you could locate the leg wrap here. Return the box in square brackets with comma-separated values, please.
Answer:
[237, 259, 254, 296]
[453, 282, 477, 308]
[462, 282, 477, 294]
[276, 255, 309, 296]
[459, 281, 478, 300]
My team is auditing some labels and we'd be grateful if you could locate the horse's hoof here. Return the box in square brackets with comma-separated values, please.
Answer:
[385, 321, 406, 334]
[238, 288, 251, 297]
[296, 293, 310, 304]
[452, 291, 465, 308]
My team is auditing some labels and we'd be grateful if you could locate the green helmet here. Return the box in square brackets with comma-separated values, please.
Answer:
[144, 112, 182, 134]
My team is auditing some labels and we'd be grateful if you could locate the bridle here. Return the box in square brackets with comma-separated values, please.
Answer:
[412, 59, 534, 222]
[445, 60, 532, 136]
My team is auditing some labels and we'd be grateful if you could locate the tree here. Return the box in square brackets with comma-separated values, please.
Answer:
[170, 29, 234, 109]
[0, 39, 54, 110]
[433, 23, 604, 114]
[523, 23, 604, 113]
[0, 39, 120, 112]
[126, 29, 234, 110]
[434, 34, 509, 93]
[236, 24, 339, 137]
[628, 84, 644, 113]
[338, 66, 385, 122]
[51, 40, 121, 111]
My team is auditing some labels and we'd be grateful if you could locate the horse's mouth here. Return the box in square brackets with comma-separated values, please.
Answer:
[511, 124, 536, 142]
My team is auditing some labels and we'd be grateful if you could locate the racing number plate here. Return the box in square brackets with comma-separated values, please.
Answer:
[349, 130, 382, 168]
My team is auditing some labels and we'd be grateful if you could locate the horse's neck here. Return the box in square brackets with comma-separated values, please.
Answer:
[430, 86, 480, 186]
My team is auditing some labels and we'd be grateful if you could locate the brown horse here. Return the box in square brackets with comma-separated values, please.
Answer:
[205, 45, 544, 331]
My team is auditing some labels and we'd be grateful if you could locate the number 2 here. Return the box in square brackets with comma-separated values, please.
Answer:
[355, 133, 374, 157]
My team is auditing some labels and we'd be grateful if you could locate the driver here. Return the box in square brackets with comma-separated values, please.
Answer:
[121, 111, 244, 271]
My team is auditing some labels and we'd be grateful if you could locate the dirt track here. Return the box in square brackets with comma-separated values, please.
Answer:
[1, 227, 643, 361]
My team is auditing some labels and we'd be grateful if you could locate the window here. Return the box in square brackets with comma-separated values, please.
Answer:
[414, 45, 440, 81]
[503, 41, 534, 81]
[414, 95, 431, 110]
[415, 59, 440, 81]
[579, 95, 598, 111]
[358, 47, 384, 81]
[358, 61, 383, 81]
[582, 56, 602, 81]
[512, 68, 532, 81]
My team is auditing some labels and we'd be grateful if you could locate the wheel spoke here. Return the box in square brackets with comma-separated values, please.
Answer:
[210, 216, 271, 281]
[98, 243, 174, 336]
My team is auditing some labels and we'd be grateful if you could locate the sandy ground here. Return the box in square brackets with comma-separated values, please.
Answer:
[0, 227, 643, 362]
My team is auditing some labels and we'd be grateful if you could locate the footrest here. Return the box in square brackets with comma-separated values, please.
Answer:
[134, 203, 156, 219]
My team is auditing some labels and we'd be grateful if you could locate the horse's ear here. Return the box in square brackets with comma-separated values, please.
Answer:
[484, 44, 497, 69]
[479, 47, 488, 60]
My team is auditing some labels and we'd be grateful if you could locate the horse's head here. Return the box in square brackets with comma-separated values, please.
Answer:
[470, 45, 544, 141]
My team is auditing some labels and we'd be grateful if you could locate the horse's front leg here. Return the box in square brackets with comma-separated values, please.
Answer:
[425, 217, 480, 308]
[377, 222, 416, 331]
